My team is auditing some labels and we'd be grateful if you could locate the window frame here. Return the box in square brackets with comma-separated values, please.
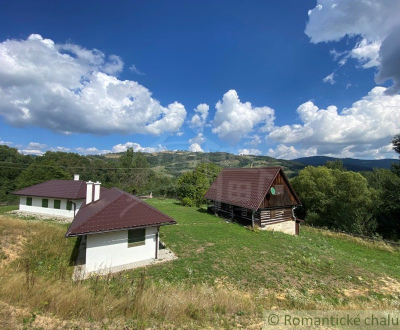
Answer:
[26, 197, 32, 206]
[54, 199, 61, 209]
[42, 199, 48, 208]
[128, 228, 146, 248]
[66, 200, 73, 211]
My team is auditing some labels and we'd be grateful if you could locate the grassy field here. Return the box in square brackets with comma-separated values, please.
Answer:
[0, 200, 400, 329]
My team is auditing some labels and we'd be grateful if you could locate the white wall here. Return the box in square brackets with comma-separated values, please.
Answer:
[19, 196, 84, 218]
[85, 227, 158, 273]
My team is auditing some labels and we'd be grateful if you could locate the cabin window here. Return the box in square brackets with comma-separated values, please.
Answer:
[26, 197, 32, 206]
[66, 201, 73, 211]
[42, 199, 48, 208]
[128, 228, 146, 248]
[275, 185, 284, 195]
[54, 200, 61, 209]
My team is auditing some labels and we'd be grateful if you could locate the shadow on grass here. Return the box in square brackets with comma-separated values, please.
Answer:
[69, 236, 82, 266]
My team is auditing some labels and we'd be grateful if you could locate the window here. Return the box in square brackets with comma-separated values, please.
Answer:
[128, 228, 146, 248]
[42, 199, 48, 208]
[66, 201, 73, 211]
[26, 197, 32, 206]
[54, 200, 61, 209]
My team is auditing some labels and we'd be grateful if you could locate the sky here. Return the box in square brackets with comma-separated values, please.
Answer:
[0, 0, 400, 159]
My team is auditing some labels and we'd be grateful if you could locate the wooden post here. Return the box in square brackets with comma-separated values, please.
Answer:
[251, 210, 255, 227]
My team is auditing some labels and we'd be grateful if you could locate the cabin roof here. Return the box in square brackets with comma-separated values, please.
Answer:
[13, 180, 88, 199]
[204, 167, 301, 210]
[65, 187, 176, 237]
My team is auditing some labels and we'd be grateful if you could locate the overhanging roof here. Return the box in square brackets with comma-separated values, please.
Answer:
[204, 167, 301, 210]
[13, 180, 88, 199]
[65, 188, 176, 237]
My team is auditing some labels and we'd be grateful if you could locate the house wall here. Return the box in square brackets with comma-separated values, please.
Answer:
[85, 227, 158, 273]
[19, 196, 84, 218]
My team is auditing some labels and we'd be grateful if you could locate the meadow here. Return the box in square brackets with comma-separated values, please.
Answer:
[0, 200, 400, 329]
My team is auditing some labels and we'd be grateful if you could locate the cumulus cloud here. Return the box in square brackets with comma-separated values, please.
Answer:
[189, 103, 209, 130]
[212, 90, 275, 143]
[20, 149, 44, 156]
[27, 142, 47, 150]
[267, 87, 400, 158]
[188, 143, 204, 152]
[189, 133, 205, 145]
[50, 146, 71, 152]
[0, 34, 186, 135]
[111, 142, 166, 153]
[305, 0, 400, 92]
[244, 134, 262, 146]
[0, 137, 12, 146]
[75, 147, 111, 155]
[267, 145, 317, 160]
[238, 149, 262, 156]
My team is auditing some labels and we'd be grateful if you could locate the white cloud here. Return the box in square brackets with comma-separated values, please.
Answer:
[267, 145, 317, 160]
[188, 143, 204, 153]
[0, 34, 186, 135]
[267, 87, 400, 158]
[129, 64, 145, 75]
[244, 134, 262, 146]
[27, 142, 47, 149]
[305, 0, 400, 93]
[75, 147, 111, 155]
[0, 137, 12, 146]
[111, 142, 166, 153]
[323, 72, 336, 84]
[50, 146, 71, 152]
[20, 149, 44, 156]
[212, 90, 275, 143]
[189, 103, 209, 130]
[238, 148, 262, 156]
[189, 133, 205, 145]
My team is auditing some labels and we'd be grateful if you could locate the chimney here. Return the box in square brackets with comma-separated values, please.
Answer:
[94, 181, 101, 202]
[74, 174, 80, 181]
[86, 181, 93, 204]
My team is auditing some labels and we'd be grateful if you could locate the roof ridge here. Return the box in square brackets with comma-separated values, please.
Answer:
[66, 188, 123, 236]
[118, 189, 176, 222]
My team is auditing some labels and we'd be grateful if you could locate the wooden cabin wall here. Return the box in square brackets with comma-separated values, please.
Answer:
[255, 207, 293, 226]
[260, 173, 297, 208]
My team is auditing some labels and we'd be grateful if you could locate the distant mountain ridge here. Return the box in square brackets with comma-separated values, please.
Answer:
[293, 156, 398, 172]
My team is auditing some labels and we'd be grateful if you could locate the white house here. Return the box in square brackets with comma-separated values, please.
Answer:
[12, 175, 99, 218]
[65, 183, 176, 273]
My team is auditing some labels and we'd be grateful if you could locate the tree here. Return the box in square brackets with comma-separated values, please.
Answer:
[291, 165, 375, 235]
[16, 159, 71, 190]
[392, 133, 400, 177]
[177, 163, 222, 207]
[325, 159, 346, 171]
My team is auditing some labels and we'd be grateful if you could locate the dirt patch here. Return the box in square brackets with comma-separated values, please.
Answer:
[0, 234, 27, 266]
[196, 247, 205, 253]
[343, 288, 369, 297]
[374, 276, 400, 295]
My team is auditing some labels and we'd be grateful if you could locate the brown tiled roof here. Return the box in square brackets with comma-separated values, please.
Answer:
[13, 180, 89, 199]
[65, 188, 176, 237]
[204, 167, 301, 210]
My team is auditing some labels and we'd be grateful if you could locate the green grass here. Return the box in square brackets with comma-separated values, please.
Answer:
[138, 199, 400, 302]
[0, 204, 18, 214]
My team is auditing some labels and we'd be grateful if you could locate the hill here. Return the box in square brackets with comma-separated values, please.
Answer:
[294, 156, 398, 172]
[106, 151, 306, 177]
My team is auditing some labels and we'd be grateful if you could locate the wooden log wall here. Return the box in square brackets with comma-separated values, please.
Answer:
[256, 207, 293, 226]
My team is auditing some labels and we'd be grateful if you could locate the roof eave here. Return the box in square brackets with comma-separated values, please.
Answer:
[65, 221, 177, 238]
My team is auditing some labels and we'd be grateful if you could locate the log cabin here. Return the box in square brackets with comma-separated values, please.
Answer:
[204, 167, 302, 235]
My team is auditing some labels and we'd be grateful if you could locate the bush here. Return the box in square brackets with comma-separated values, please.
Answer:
[181, 197, 195, 207]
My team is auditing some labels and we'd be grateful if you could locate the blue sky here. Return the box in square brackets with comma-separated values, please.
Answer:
[0, 0, 399, 159]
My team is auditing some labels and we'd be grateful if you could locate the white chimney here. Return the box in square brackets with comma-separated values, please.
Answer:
[86, 181, 93, 204]
[94, 181, 101, 202]
[74, 174, 80, 181]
